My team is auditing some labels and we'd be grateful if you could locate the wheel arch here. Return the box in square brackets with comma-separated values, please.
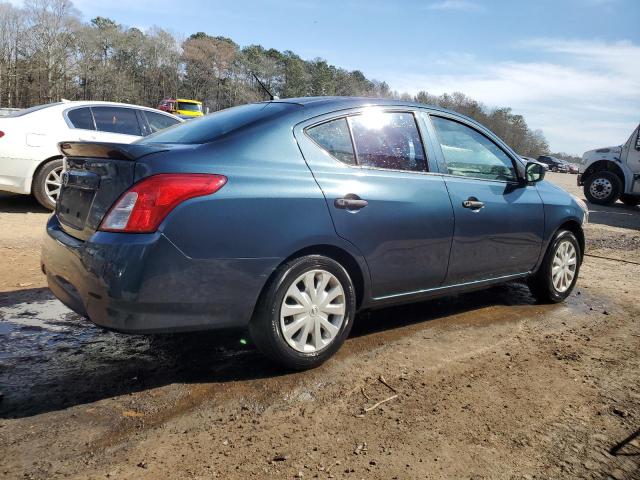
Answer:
[555, 220, 585, 260]
[257, 244, 369, 313]
[30, 155, 64, 193]
[583, 160, 626, 187]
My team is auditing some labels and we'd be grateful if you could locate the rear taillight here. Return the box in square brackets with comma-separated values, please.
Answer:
[99, 174, 227, 233]
[0, 131, 4, 139]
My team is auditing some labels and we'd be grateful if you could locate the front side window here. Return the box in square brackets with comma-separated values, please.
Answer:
[143, 110, 181, 134]
[92, 107, 142, 136]
[306, 118, 355, 165]
[349, 111, 426, 172]
[431, 116, 516, 182]
[67, 107, 95, 130]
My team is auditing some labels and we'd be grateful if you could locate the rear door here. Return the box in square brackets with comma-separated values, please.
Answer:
[295, 108, 454, 299]
[91, 106, 144, 143]
[425, 113, 544, 284]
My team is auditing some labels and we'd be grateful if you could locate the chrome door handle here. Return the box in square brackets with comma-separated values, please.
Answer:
[462, 197, 484, 210]
[335, 194, 368, 210]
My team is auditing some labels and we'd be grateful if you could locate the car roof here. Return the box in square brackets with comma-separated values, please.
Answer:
[9, 100, 182, 120]
[271, 96, 456, 116]
[266, 96, 493, 133]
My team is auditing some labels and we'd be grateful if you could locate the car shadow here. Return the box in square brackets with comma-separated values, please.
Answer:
[583, 199, 640, 230]
[0, 193, 49, 214]
[0, 282, 546, 419]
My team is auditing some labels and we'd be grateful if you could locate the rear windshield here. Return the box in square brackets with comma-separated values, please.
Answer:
[137, 102, 299, 144]
[6, 102, 62, 117]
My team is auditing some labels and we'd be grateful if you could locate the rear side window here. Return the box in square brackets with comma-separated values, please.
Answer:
[92, 107, 142, 136]
[143, 110, 180, 134]
[306, 118, 355, 165]
[67, 107, 95, 130]
[349, 112, 426, 172]
[431, 116, 516, 182]
[138, 102, 300, 144]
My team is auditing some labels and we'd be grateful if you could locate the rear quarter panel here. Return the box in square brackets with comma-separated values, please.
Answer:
[138, 122, 371, 294]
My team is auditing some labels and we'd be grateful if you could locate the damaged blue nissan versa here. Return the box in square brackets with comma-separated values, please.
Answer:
[42, 97, 588, 369]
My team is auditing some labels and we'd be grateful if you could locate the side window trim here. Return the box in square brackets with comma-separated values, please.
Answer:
[304, 109, 430, 174]
[426, 112, 521, 183]
[138, 109, 151, 136]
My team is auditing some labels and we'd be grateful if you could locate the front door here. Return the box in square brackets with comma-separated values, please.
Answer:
[427, 114, 544, 284]
[295, 109, 454, 298]
[622, 123, 640, 176]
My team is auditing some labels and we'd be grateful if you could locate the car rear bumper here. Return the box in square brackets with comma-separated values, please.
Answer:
[42, 216, 278, 333]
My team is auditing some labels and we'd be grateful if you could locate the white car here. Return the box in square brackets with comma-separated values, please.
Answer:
[0, 100, 182, 209]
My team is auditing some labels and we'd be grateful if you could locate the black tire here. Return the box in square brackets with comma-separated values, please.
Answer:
[249, 255, 356, 370]
[33, 159, 63, 210]
[527, 230, 582, 304]
[583, 171, 622, 205]
[620, 194, 640, 207]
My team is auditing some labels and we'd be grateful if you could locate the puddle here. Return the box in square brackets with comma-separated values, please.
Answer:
[0, 295, 255, 419]
[0, 282, 596, 419]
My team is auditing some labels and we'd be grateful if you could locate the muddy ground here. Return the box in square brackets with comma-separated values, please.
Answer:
[0, 173, 638, 479]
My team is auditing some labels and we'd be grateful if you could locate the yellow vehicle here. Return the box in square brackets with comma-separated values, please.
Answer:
[157, 98, 204, 118]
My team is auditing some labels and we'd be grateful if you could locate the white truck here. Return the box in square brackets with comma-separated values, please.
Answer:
[578, 123, 640, 206]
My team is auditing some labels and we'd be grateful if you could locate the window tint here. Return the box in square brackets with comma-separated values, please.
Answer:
[349, 112, 426, 172]
[306, 118, 355, 165]
[144, 110, 180, 134]
[67, 107, 95, 130]
[431, 116, 516, 182]
[138, 102, 299, 144]
[92, 107, 142, 136]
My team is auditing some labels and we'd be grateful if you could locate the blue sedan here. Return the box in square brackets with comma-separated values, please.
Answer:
[42, 97, 587, 369]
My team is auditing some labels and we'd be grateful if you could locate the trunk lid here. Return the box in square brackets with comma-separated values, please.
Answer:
[56, 141, 169, 240]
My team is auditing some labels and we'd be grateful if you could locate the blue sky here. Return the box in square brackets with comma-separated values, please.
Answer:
[22, 0, 640, 153]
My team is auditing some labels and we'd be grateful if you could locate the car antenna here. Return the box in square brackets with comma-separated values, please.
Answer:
[252, 73, 279, 101]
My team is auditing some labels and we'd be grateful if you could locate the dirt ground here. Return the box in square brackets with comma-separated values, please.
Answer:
[0, 173, 638, 480]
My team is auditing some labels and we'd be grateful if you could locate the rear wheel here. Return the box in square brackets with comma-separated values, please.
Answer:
[527, 230, 581, 303]
[249, 255, 356, 370]
[583, 171, 622, 205]
[33, 159, 63, 210]
[620, 194, 640, 207]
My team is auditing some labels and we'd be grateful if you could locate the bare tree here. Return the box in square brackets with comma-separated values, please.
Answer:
[0, 0, 552, 157]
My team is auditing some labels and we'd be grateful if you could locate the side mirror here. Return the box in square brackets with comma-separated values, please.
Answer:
[525, 161, 545, 183]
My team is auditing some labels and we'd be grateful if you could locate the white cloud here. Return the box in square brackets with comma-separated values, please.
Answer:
[381, 38, 640, 154]
[425, 0, 484, 12]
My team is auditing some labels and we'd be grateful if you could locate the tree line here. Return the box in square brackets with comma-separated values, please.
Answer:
[0, 0, 551, 157]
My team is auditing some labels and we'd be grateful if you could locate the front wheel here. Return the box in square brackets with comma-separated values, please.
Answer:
[33, 159, 64, 210]
[583, 171, 622, 205]
[527, 230, 581, 303]
[249, 255, 356, 370]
